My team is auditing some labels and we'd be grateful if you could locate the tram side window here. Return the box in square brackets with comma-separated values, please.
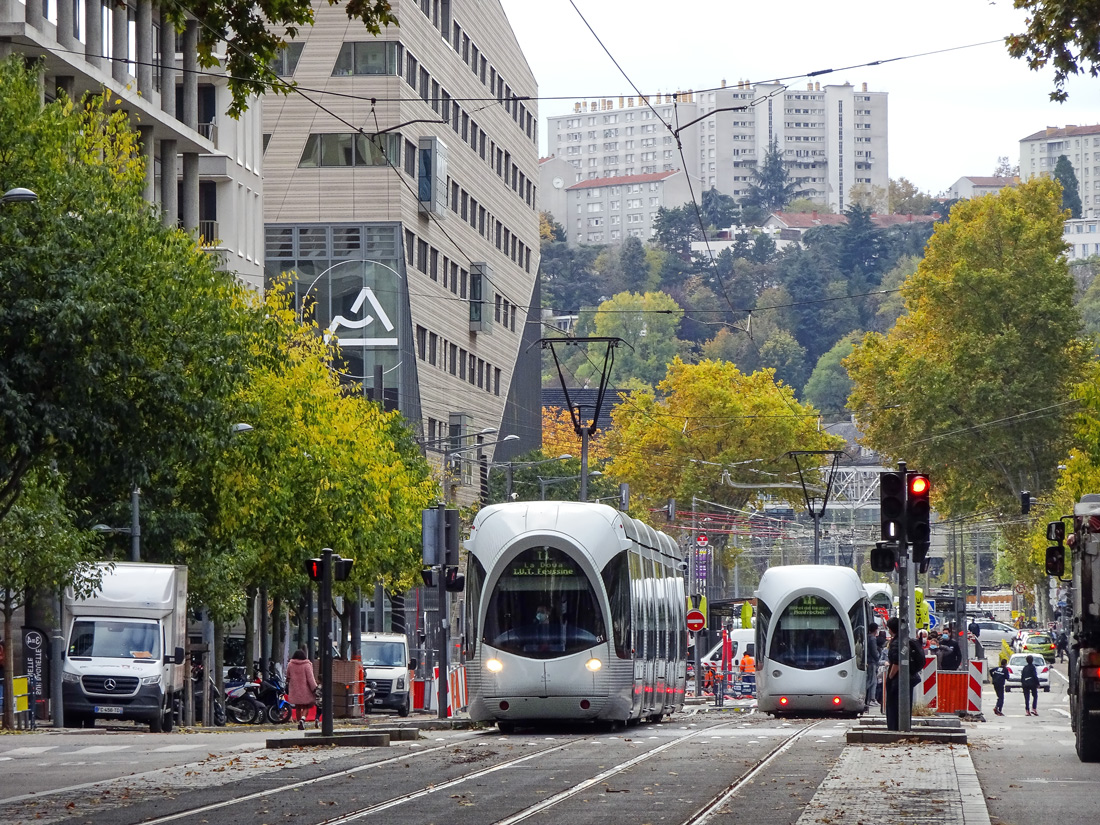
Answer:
[768, 595, 852, 670]
[482, 545, 607, 659]
[465, 555, 486, 658]
[756, 602, 771, 663]
[601, 552, 632, 659]
[849, 601, 867, 671]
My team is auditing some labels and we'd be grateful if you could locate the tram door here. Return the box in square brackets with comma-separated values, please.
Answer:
[630, 552, 645, 718]
[653, 565, 667, 715]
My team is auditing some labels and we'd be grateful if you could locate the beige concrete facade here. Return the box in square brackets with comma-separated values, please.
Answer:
[1020, 124, 1100, 219]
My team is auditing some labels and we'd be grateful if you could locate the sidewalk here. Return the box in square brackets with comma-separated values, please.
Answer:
[796, 740, 991, 825]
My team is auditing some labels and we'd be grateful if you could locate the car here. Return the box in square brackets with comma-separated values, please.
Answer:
[1020, 633, 1056, 662]
[1004, 652, 1051, 692]
[972, 620, 1018, 650]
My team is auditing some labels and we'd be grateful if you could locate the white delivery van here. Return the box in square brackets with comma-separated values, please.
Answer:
[701, 629, 756, 668]
[62, 562, 187, 732]
[360, 632, 417, 716]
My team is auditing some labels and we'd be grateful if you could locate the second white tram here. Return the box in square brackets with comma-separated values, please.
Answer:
[464, 502, 687, 731]
[755, 565, 871, 715]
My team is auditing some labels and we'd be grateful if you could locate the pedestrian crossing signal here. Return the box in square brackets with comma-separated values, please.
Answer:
[870, 541, 898, 573]
[305, 558, 322, 581]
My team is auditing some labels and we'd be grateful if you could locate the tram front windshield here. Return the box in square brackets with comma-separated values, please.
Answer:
[483, 545, 606, 659]
[768, 594, 852, 670]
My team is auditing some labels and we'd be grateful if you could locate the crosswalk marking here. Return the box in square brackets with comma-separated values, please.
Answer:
[69, 745, 131, 755]
[1, 746, 58, 756]
[152, 744, 208, 753]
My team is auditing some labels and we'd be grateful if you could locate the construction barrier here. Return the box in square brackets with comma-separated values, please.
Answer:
[919, 658, 984, 714]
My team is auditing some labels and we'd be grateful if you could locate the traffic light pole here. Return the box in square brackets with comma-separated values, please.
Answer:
[320, 547, 334, 737]
[895, 461, 913, 733]
[436, 503, 449, 720]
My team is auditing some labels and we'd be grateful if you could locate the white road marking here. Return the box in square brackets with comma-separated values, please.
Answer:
[1, 746, 58, 757]
[69, 746, 131, 755]
[152, 744, 208, 753]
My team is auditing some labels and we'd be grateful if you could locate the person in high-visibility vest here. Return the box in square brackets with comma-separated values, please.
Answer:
[738, 652, 756, 697]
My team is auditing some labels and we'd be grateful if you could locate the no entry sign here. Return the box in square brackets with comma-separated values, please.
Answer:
[686, 609, 706, 632]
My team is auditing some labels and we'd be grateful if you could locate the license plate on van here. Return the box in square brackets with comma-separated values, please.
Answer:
[94, 706, 123, 715]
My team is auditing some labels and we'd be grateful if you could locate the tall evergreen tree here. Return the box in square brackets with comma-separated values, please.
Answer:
[741, 140, 804, 215]
[1054, 154, 1083, 217]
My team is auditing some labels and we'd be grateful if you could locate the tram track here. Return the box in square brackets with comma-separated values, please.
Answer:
[302, 717, 822, 825]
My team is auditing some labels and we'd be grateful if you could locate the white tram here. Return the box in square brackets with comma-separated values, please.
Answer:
[464, 501, 687, 731]
[755, 565, 871, 715]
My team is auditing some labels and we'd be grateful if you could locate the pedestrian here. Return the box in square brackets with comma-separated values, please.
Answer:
[940, 629, 962, 671]
[866, 621, 880, 707]
[990, 657, 1009, 716]
[884, 617, 923, 731]
[286, 648, 319, 730]
[1056, 630, 1069, 663]
[968, 617, 981, 639]
[1021, 654, 1040, 716]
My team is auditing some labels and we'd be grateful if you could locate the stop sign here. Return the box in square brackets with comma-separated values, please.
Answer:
[686, 609, 706, 632]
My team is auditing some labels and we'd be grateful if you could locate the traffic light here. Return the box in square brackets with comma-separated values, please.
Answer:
[1021, 490, 1032, 515]
[665, 498, 676, 522]
[870, 541, 898, 573]
[305, 558, 322, 581]
[444, 566, 465, 592]
[879, 471, 905, 541]
[1046, 545, 1066, 578]
[444, 508, 461, 566]
[420, 568, 435, 588]
[906, 472, 931, 563]
[333, 556, 354, 581]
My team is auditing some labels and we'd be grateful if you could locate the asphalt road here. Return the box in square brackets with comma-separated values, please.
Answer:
[969, 655, 1100, 825]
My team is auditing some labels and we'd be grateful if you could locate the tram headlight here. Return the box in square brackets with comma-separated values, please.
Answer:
[585, 658, 603, 672]
[485, 658, 503, 673]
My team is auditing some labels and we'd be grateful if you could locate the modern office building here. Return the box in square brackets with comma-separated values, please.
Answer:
[262, 0, 541, 499]
[1, 0, 265, 289]
[1020, 124, 1100, 218]
[544, 79, 888, 218]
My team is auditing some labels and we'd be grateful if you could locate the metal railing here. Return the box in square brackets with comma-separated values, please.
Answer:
[198, 121, 217, 143]
[198, 220, 219, 247]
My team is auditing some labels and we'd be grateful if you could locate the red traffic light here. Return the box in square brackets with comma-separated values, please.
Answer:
[909, 474, 929, 495]
[305, 558, 322, 581]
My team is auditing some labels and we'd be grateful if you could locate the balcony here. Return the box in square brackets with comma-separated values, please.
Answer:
[198, 122, 218, 143]
[199, 220, 219, 247]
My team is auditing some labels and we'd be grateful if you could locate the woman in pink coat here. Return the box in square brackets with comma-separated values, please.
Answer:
[286, 648, 318, 729]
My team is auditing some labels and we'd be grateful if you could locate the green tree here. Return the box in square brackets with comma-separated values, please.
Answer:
[0, 58, 254, 527]
[802, 333, 860, 417]
[651, 205, 701, 258]
[700, 188, 739, 230]
[741, 139, 804, 214]
[846, 178, 1089, 519]
[606, 358, 842, 520]
[195, 286, 436, 639]
[1054, 155, 1083, 217]
[163, 0, 397, 116]
[888, 178, 936, 214]
[0, 468, 100, 729]
[785, 198, 834, 214]
[619, 235, 653, 292]
[758, 329, 808, 390]
[583, 291, 688, 388]
[1006, 0, 1100, 101]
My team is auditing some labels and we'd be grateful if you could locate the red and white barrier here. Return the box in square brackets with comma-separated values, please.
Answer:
[919, 657, 984, 714]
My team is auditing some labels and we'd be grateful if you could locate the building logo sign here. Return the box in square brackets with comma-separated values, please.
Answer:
[325, 286, 398, 347]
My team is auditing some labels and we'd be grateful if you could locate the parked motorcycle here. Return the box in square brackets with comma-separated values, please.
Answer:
[363, 680, 377, 714]
[256, 673, 292, 724]
[224, 668, 266, 725]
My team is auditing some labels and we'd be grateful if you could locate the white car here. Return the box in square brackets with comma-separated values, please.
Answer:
[1004, 652, 1051, 692]
[973, 620, 1018, 650]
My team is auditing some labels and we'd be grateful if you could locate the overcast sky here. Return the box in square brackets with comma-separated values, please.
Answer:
[498, 0, 1100, 196]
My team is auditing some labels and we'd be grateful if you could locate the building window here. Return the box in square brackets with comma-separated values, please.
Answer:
[332, 41, 399, 76]
[298, 133, 399, 167]
[274, 42, 305, 76]
[494, 367, 501, 395]
[416, 325, 427, 360]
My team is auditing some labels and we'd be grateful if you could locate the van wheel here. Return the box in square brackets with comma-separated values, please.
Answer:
[498, 721, 515, 734]
[398, 701, 410, 718]
[149, 714, 164, 733]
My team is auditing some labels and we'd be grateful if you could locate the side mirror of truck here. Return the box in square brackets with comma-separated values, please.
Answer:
[1047, 521, 1066, 543]
[408, 659, 418, 670]
[171, 646, 186, 664]
[1046, 545, 1066, 578]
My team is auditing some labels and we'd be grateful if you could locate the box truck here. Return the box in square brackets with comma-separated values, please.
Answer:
[62, 562, 187, 732]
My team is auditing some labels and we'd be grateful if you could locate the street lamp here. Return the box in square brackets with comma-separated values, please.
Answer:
[1, 187, 38, 204]
[446, 435, 519, 504]
[92, 484, 142, 562]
